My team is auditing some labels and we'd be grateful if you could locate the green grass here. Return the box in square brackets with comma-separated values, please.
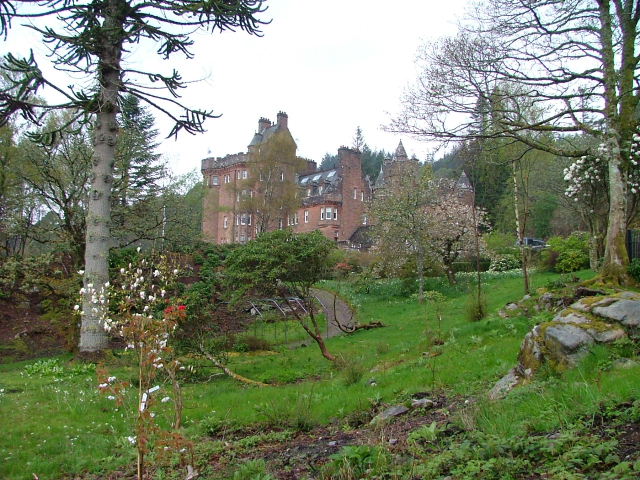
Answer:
[2, 269, 639, 479]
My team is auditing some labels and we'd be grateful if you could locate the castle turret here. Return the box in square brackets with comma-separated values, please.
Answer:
[276, 111, 288, 129]
[258, 117, 271, 133]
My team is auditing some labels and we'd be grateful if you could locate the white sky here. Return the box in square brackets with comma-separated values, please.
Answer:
[3, 0, 469, 175]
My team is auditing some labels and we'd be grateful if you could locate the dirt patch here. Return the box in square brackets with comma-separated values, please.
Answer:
[204, 394, 457, 479]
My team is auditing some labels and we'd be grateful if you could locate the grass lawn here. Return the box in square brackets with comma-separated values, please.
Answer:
[1, 269, 639, 479]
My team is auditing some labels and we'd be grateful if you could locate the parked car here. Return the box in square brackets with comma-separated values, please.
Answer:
[516, 237, 549, 250]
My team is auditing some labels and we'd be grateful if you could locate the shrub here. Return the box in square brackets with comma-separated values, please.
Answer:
[628, 258, 640, 282]
[488, 254, 521, 272]
[544, 232, 590, 273]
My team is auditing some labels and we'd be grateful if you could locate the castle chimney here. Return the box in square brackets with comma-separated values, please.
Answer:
[276, 111, 288, 129]
[258, 117, 271, 133]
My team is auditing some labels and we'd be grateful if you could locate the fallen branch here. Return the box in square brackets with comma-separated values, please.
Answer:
[336, 320, 385, 333]
[198, 345, 269, 387]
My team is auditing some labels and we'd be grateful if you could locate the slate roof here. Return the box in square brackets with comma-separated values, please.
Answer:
[298, 169, 339, 187]
[249, 124, 279, 147]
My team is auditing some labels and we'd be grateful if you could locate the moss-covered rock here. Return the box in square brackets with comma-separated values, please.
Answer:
[490, 291, 639, 399]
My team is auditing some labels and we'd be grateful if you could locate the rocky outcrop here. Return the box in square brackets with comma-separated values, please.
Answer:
[489, 291, 639, 400]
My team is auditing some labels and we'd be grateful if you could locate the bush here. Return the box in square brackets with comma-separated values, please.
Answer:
[488, 254, 521, 272]
[628, 258, 640, 282]
[544, 232, 590, 273]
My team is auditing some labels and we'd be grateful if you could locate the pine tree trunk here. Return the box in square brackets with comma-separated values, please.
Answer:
[79, 0, 125, 353]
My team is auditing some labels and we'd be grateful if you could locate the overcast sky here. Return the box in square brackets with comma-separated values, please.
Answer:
[4, 0, 469, 176]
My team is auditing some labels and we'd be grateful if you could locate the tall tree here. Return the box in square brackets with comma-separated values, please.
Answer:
[352, 125, 365, 151]
[390, 0, 640, 284]
[18, 113, 92, 264]
[371, 165, 435, 302]
[0, 120, 23, 257]
[0, 0, 267, 353]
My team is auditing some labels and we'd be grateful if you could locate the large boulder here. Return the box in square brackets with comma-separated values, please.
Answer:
[491, 292, 637, 399]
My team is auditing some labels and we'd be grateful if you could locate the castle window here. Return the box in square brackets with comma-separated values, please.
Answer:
[304, 210, 309, 223]
[312, 185, 319, 195]
[212, 176, 219, 186]
[236, 215, 240, 226]
[322, 207, 335, 221]
[224, 174, 230, 184]
[353, 188, 357, 199]
[294, 212, 299, 225]
[236, 170, 241, 180]
[361, 191, 364, 201]
[240, 214, 248, 225]
[280, 172, 284, 181]
[278, 219, 283, 229]
[248, 214, 252, 226]
[223, 216, 228, 229]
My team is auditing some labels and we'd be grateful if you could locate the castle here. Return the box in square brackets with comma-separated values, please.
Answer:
[201, 112, 378, 247]
[200, 112, 474, 248]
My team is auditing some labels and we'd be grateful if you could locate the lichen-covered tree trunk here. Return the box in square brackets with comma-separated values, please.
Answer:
[79, 0, 125, 353]
[602, 150, 629, 281]
[598, 1, 631, 284]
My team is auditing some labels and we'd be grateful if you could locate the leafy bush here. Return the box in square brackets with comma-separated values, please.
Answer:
[488, 254, 521, 272]
[0, 253, 55, 297]
[543, 232, 590, 273]
[628, 258, 640, 282]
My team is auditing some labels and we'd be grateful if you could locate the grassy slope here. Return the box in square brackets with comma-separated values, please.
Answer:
[0, 270, 638, 479]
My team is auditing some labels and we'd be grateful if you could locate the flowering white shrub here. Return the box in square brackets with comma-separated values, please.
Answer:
[488, 255, 521, 272]
[76, 250, 193, 479]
